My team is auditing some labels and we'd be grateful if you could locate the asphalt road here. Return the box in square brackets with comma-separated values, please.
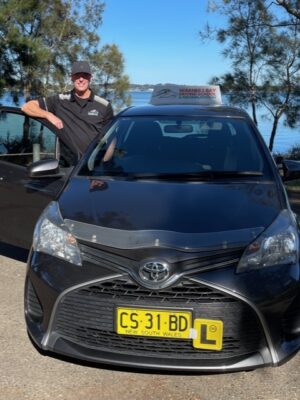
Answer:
[0, 244, 300, 400]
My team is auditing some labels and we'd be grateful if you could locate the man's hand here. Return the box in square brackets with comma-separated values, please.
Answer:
[47, 113, 64, 129]
[21, 100, 63, 129]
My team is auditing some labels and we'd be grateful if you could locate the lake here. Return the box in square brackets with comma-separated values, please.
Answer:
[2, 90, 299, 154]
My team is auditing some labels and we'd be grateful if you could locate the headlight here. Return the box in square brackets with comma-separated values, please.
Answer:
[237, 210, 299, 273]
[32, 201, 82, 266]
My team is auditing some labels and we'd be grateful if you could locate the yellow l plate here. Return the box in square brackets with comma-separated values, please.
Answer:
[193, 318, 223, 351]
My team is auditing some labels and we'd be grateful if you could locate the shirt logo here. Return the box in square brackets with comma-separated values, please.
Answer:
[88, 109, 99, 116]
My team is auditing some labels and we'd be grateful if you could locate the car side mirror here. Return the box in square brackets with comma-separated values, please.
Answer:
[28, 158, 61, 178]
[281, 159, 300, 181]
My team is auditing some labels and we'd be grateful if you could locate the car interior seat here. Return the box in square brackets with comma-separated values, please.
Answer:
[207, 125, 232, 170]
[125, 120, 163, 157]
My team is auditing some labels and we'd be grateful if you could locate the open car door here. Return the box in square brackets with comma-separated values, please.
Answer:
[0, 107, 78, 249]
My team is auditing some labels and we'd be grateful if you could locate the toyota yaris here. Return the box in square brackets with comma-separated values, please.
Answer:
[1, 85, 300, 371]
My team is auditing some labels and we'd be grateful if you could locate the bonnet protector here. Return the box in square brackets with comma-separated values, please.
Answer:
[64, 219, 264, 251]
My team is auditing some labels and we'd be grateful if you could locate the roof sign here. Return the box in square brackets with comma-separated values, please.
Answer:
[150, 84, 222, 106]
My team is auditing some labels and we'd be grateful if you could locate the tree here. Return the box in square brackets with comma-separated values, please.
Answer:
[201, 0, 300, 151]
[259, 20, 300, 151]
[90, 44, 131, 111]
[0, 0, 104, 100]
[209, 0, 275, 126]
[0, 0, 130, 109]
[275, 0, 300, 20]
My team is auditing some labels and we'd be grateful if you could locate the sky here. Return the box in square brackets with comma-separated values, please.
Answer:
[99, 0, 230, 85]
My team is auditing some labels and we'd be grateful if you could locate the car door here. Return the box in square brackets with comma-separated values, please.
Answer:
[0, 107, 77, 249]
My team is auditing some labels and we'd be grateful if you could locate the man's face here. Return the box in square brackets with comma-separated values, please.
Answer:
[71, 73, 91, 93]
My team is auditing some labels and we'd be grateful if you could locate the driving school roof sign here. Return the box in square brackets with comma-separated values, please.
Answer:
[150, 84, 222, 106]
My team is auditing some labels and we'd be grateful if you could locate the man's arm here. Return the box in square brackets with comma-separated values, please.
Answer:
[21, 100, 64, 129]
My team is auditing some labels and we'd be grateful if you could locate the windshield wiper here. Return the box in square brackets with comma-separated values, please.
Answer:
[202, 170, 263, 177]
[120, 171, 264, 180]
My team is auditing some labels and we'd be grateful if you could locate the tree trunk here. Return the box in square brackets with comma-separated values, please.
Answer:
[103, 81, 109, 98]
[269, 116, 279, 152]
[251, 100, 258, 126]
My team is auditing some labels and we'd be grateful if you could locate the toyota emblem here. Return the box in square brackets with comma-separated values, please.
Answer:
[139, 261, 170, 283]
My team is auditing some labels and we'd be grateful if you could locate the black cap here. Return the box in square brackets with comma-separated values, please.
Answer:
[71, 61, 92, 75]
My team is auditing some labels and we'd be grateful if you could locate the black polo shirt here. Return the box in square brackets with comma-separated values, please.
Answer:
[38, 89, 114, 156]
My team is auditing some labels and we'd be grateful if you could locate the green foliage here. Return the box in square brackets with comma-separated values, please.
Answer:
[203, 0, 300, 151]
[0, 0, 130, 109]
[90, 44, 131, 111]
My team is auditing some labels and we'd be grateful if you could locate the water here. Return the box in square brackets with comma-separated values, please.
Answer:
[130, 91, 300, 154]
[2, 91, 299, 153]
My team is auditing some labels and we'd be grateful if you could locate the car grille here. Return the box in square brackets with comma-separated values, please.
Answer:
[53, 277, 266, 361]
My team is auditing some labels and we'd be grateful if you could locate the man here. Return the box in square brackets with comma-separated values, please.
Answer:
[21, 61, 114, 157]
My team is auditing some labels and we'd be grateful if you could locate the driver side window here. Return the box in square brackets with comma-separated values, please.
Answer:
[0, 112, 56, 166]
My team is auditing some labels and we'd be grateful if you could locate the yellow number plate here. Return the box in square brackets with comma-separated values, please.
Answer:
[116, 307, 192, 339]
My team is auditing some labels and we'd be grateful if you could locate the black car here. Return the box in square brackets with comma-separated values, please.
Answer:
[1, 87, 300, 371]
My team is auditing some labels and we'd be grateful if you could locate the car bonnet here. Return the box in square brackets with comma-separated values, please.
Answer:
[57, 176, 282, 251]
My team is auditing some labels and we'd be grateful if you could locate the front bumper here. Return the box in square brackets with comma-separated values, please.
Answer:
[25, 247, 300, 372]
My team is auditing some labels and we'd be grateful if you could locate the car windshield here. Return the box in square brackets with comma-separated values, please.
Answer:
[79, 116, 271, 179]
